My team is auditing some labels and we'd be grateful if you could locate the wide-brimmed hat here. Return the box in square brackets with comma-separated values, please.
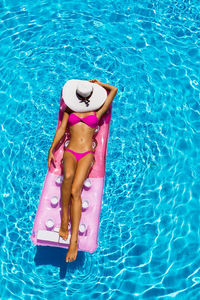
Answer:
[62, 79, 107, 112]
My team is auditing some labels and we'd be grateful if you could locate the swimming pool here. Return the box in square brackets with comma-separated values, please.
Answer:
[0, 0, 200, 299]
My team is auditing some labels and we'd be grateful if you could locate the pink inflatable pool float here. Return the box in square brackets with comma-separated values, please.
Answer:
[30, 88, 112, 253]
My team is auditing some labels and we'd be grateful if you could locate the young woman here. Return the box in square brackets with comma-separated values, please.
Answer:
[48, 79, 118, 262]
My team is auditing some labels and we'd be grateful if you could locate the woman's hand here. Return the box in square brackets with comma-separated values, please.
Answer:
[88, 79, 101, 85]
[48, 149, 56, 169]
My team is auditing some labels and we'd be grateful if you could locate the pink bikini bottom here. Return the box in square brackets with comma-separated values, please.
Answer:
[64, 148, 94, 161]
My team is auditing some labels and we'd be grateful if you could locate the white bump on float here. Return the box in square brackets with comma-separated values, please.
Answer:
[82, 200, 89, 209]
[45, 219, 54, 230]
[64, 140, 69, 147]
[94, 125, 100, 133]
[51, 196, 59, 207]
[56, 175, 63, 184]
[68, 223, 71, 230]
[92, 141, 97, 149]
[79, 223, 87, 233]
[83, 178, 92, 188]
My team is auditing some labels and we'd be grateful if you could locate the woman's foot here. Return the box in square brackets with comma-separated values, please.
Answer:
[66, 238, 78, 262]
[59, 217, 69, 240]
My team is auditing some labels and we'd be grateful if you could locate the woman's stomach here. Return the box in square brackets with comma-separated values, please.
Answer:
[65, 135, 94, 152]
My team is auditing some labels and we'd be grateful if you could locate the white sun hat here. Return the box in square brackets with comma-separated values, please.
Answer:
[62, 79, 107, 112]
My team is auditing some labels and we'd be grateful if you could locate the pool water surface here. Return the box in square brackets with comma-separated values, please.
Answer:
[0, 0, 200, 299]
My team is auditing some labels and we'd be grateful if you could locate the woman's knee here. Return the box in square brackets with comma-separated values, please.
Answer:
[63, 171, 74, 182]
[71, 186, 81, 200]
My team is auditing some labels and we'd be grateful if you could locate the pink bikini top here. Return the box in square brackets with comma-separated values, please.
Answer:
[68, 111, 99, 129]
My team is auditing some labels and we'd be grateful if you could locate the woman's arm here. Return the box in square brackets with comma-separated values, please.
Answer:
[49, 109, 69, 152]
[96, 81, 117, 91]
[89, 79, 118, 119]
[48, 109, 70, 169]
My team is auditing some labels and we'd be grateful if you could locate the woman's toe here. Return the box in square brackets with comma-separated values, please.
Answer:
[66, 254, 70, 262]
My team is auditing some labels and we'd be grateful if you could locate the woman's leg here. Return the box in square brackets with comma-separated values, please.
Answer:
[66, 152, 94, 262]
[59, 150, 77, 240]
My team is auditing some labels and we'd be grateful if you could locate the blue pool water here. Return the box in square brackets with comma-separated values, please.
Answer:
[0, 0, 200, 299]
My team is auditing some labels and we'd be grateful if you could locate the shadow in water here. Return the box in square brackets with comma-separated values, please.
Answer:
[34, 245, 86, 278]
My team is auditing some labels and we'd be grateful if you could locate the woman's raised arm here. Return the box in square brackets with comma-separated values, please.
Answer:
[89, 79, 118, 119]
